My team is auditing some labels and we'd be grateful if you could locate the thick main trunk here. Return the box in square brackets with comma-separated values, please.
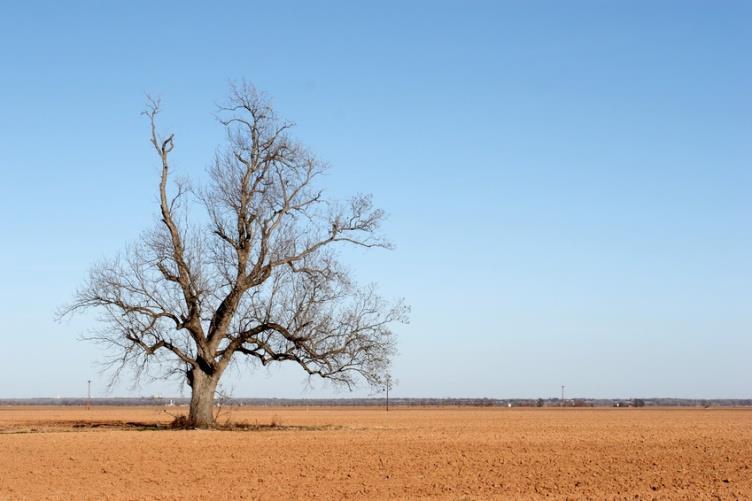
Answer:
[188, 371, 218, 428]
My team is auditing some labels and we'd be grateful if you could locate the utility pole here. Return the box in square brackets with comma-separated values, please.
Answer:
[561, 385, 565, 407]
[385, 373, 391, 412]
[87, 380, 92, 410]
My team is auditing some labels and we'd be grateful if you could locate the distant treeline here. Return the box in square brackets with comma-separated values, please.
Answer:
[1, 397, 750, 407]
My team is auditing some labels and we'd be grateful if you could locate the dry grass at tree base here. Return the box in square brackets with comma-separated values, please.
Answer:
[0, 408, 337, 434]
[0, 406, 750, 499]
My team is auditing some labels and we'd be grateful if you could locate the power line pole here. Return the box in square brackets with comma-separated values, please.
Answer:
[385, 373, 391, 412]
[87, 380, 92, 410]
[561, 385, 565, 407]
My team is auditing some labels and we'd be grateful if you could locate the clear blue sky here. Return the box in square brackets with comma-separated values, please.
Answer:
[0, 1, 749, 399]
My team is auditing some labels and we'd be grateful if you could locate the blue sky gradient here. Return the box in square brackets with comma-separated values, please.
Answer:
[0, 1, 749, 399]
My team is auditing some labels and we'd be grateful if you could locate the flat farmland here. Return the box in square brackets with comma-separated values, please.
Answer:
[0, 406, 750, 499]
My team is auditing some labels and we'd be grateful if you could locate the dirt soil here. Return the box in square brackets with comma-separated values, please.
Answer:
[0, 406, 750, 499]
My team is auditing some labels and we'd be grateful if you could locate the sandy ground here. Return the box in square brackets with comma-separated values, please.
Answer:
[0, 406, 750, 500]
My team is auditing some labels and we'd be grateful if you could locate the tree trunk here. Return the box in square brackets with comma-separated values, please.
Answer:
[188, 371, 218, 428]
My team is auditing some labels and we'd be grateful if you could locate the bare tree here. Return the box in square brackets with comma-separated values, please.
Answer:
[61, 82, 407, 428]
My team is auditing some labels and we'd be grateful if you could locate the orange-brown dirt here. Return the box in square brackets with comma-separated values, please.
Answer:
[0, 406, 750, 499]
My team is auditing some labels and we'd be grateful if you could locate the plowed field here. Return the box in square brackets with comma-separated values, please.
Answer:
[0, 406, 750, 499]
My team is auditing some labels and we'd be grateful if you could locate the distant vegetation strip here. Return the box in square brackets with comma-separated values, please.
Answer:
[1, 398, 750, 407]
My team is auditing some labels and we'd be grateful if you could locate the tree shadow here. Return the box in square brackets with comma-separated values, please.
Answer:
[0, 419, 343, 434]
